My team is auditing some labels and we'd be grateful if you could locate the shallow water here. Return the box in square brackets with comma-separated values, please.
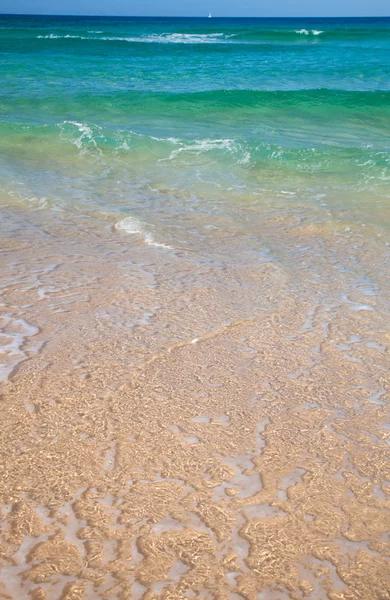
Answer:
[1, 14, 390, 600]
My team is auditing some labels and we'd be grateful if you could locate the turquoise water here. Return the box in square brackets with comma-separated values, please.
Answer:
[1, 16, 390, 235]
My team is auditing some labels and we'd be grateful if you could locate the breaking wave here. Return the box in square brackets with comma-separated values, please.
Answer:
[295, 29, 323, 35]
[31, 26, 390, 46]
[36, 32, 234, 44]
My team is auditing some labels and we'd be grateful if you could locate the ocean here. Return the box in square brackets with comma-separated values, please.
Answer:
[1, 16, 390, 234]
[1, 15, 390, 600]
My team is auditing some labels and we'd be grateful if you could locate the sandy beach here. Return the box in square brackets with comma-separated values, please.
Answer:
[1, 200, 390, 599]
[1, 14, 390, 600]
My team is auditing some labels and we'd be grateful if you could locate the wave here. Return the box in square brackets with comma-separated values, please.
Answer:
[34, 30, 324, 45]
[36, 32, 235, 44]
[155, 88, 390, 112]
[2, 89, 389, 155]
[77, 88, 390, 116]
[115, 216, 172, 249]
[55, 119, 390, 172]
[159, 138, 250, 163]
[2, 120, 389, 194]
[37, 34, 82, 39]
[137, 32, 231, 44]
[295, 29, 323, 35]
[229, 25, 390, 42]
[59, 120, 103, 154]
[2, 90, 389, 135]
[34, 26, 390, 45]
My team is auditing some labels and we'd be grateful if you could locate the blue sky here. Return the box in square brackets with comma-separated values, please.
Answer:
[1, 0, 389, 17]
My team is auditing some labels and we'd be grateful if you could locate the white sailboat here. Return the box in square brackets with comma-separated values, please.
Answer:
[208, 12, 212, 18]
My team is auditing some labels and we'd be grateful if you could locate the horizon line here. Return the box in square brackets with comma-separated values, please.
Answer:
[1, 13, 389, 18]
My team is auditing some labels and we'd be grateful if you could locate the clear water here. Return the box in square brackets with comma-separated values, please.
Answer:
[1, 15, 390, 237]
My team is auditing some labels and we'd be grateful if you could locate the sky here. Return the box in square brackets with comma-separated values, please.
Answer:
[0, 0, 389, 17]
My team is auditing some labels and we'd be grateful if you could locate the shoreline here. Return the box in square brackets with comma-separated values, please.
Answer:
[1, 13, 390, 599]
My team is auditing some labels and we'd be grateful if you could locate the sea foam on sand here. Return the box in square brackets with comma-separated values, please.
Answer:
[115, 216, 172, 249]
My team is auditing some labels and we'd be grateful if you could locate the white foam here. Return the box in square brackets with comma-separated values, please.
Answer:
[37, 32, 234, 44]
[59, 120, 102, 154]
[0, 315, 39, 382]
[162, 138, 242, 161]
[295, 29, 323, 35]
[144, 32, 227, 44]
[37, 30, 323, 43]
[37, 34, 82, 38]
[115, 216, 172, 249]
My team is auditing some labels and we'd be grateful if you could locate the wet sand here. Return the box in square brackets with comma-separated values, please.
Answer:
[1, 202, 390, 600]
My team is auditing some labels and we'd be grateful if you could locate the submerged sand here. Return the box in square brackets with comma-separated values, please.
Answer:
[0, 202, 390, 600]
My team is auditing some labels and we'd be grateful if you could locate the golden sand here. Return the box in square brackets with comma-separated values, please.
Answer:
[0, 204, 390, 599]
